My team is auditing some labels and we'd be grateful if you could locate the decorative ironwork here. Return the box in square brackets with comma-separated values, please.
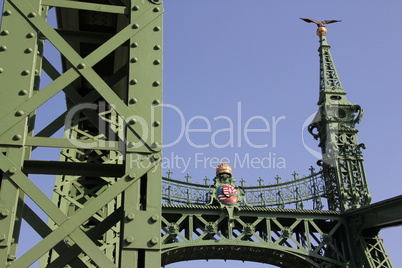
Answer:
[162, 166, 327, 209]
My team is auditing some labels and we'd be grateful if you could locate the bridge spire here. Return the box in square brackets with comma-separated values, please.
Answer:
[306, 23, 371, 212]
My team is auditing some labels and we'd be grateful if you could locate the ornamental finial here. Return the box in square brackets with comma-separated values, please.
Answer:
[300, 18, 341, 36]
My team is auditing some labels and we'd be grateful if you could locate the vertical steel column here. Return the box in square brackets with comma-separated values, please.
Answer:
[0, 0, 42, 266]
[0, 0, 163, 267]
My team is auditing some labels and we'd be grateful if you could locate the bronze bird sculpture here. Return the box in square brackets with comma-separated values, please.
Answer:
[300, 18, 341, 36]
[300, 18, 342, 27]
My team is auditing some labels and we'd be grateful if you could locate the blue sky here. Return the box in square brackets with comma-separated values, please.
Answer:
[1, 0, 401, 267]
[163, 1, 402, 267]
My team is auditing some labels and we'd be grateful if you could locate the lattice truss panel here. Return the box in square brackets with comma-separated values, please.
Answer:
[161, 208, 349, 267]
[0, 0, 163, 267]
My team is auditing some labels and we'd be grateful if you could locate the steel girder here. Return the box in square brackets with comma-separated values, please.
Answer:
[161, 206, 349, 267]
[0, 0, 163, 267]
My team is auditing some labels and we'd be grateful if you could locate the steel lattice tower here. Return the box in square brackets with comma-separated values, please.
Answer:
[0, 1, 401, 268]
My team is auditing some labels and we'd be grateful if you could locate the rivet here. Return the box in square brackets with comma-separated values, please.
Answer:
[0, 233, 6, 241]
[152, 99, 160, 106]
[15, 110, 24, 116]
[1, 30, 9, 36]
[131, 42, 138, 48]
[28, 12, 36, 18]
[77, 63, 86, 69]
[151, 237, 158, 245]
[153, 59, 161, 65]
[153, 153, 160, 160]
[8, 167, 17, 174]
[0, 46, 7, 52]
[125, 236, 134, 243]
[132, 24, 139, 29]
[129, 98, 137, 104]
[153, 26, 161, 32]
[21, 70, 30, 75]
[127, 213, 135, 221]
[1, 209, 10, 217]
[3, 10, 12, 16]
[128, 118, 137, 125]
[132, 5, 139, 11]
[13, 134, 22, 141]
[151, 142, 159, 149]
[153, 45, 161, 50]
[153, 121, 160, 127]
[26, 33, 35, 38]
[152, 81, 160, 87]
[130, 57, 138, 63]
[35, 69, 39, 75]
[0, 68, 3, 73]
[129, 79, 137, 85]
[128, 172, 136, 179]
[151, 214, 159, 221]
[153, 7, 160, 12]
[25, 48, 33, 54]
[19, 89, 28, 96]
[127, 142, 135, 148]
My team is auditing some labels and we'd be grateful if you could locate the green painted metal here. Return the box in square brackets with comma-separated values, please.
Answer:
[308, 34, 371, 212]
[0, 0, 163, 267]
[0, 1, 399, 267]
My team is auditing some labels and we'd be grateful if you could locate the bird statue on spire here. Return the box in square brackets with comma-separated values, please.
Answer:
[300, 18, 341, 36]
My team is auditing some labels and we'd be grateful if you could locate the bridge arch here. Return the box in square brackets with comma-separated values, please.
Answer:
[162, 243, 320, 267]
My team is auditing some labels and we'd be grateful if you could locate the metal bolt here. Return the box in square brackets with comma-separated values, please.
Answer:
[125, 236, 134, 244]
[128, 172, 136, 180]
[77, 63, 86, 69]
[15, 110, 24, 116]
[128, 118, 137, 125]
[19, 89, 28, 96]
[0, 233, 6, 241]
[1, 209, 10, 217]
[151, 237, 158, 245]
[151, 214, 159, 222]
[126, 213, 135, 221]
[127, 142, 135, 148]
[13, 134, 22, 141]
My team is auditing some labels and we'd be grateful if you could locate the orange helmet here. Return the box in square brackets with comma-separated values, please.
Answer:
[216, 162, 232, 176]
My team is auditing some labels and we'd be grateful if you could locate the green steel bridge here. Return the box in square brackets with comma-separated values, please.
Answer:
[0, 0, 401, 267]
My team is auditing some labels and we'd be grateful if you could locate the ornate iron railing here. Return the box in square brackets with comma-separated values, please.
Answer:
[162, 167, 327, 209]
